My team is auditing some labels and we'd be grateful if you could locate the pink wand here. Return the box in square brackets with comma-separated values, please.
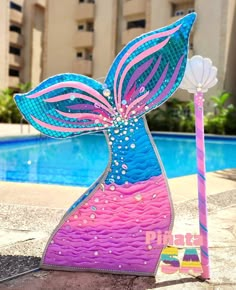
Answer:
[180, 55, 218, 279]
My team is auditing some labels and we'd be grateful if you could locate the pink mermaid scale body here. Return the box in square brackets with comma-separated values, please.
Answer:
[43, 175, 172, 274]
[41, 119, 174, 275]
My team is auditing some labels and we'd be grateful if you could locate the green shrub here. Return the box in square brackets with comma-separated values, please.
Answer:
[0, 83, 235, 135]
[225, 105, 236, 134]
[147, 92, 236, 135]
[0, 83, 31, 124]
[147, 98, 195, 133]
[0, 89, 21, 123]
[205, 92, 236, 135]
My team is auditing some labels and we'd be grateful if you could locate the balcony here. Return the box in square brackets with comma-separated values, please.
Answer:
[32, 0, 46, 7]
[123, 0, 146, 18]
[72, 59, 92, 76]
[122, 28, 145, 45]
[9, 31, 24, 47]
[74, 31, 93, 48]
[9, 76, 20, 88]
[171, 0, 194, 4]
[9, 54, 23, 68]
[76, 3, 95, 21]
[10, 9, 23, 24]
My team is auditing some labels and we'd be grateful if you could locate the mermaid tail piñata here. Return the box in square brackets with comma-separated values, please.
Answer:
[14, 14, 196, 276]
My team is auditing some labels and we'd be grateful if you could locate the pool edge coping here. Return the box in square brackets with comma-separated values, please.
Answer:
[1, 131, 236, 142]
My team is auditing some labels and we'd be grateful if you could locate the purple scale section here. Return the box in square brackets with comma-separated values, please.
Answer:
[42, 175, 173, 275]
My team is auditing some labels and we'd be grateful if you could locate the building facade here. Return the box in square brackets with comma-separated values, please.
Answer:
[0, 0, 235, 104]
[0, 0, 46, 90]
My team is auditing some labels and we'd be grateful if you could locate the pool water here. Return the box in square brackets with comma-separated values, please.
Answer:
[0, 134, 236, 187]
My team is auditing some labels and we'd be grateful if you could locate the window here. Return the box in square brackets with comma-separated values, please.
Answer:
[127, 19, 146, 30]
[9, 68, 20, 77]
[77, 52, 83, 58]
[78, 22, 94, 32]
[10, 1, 22, 12]
[86, 51, 93, 60]
[175, 10, 185, 16]
[79, 0, 95, 3]
[87, 22, 94, 32]
[83, 49, 93, 60]
[189, 43, 193, 50]
[188, 8, 195, 13]
[9, 46, 21, 56]
[10, 25, 21, 34]
[78, 24, 84, 30]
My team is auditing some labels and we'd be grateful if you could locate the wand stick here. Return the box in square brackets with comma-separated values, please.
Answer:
[194, 90, 209, 279]
[180, 55, 218, 280]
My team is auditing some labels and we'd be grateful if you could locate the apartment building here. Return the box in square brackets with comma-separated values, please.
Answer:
[0, 0, 235, 104]
[0, 0, 46, 90]
[44, 0, 117, 82]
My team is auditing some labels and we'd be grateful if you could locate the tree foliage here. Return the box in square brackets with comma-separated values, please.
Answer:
[0, 83, 31, 123]
[147, 92, 236, 135]
[0, 84, 235, 135]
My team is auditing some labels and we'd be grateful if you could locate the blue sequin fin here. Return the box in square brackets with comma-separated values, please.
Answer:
[104, 13, 196, 117]
[14, 13, 196, 139]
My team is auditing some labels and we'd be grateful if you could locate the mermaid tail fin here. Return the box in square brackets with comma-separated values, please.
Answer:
[15, 14, 196, 139]
[105, 13, 196, 119]
[14, 74, 115, 138]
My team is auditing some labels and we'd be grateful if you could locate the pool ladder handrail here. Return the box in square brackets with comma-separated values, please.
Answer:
[20, 117, 31, 134]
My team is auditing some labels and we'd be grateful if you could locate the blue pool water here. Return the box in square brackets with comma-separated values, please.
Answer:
[0, 134, 236, 187]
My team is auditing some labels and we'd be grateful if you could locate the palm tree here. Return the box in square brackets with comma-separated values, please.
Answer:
[211, 92, 231, 115]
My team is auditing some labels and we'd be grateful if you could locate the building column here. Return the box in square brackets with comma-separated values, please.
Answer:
[93, 0, 118, 80]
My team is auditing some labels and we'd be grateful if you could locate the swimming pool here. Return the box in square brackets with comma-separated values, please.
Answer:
[0, 133, 236, 187]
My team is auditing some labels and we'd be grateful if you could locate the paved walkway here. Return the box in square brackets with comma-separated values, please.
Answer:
[0, 123, 38, 138]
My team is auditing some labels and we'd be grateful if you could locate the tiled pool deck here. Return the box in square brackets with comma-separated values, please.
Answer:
[0, 123, 39, 138]
[0, 124, 236, 289]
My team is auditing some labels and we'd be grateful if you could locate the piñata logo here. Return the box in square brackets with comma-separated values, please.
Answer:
[146, 231, 203, 274]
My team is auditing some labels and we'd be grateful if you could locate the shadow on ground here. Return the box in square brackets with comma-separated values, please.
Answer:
[148, 277, 202, 289]
[0, 255, 40, 281]
[0, 269, 205, 290]
[215, 168, 236, 181]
